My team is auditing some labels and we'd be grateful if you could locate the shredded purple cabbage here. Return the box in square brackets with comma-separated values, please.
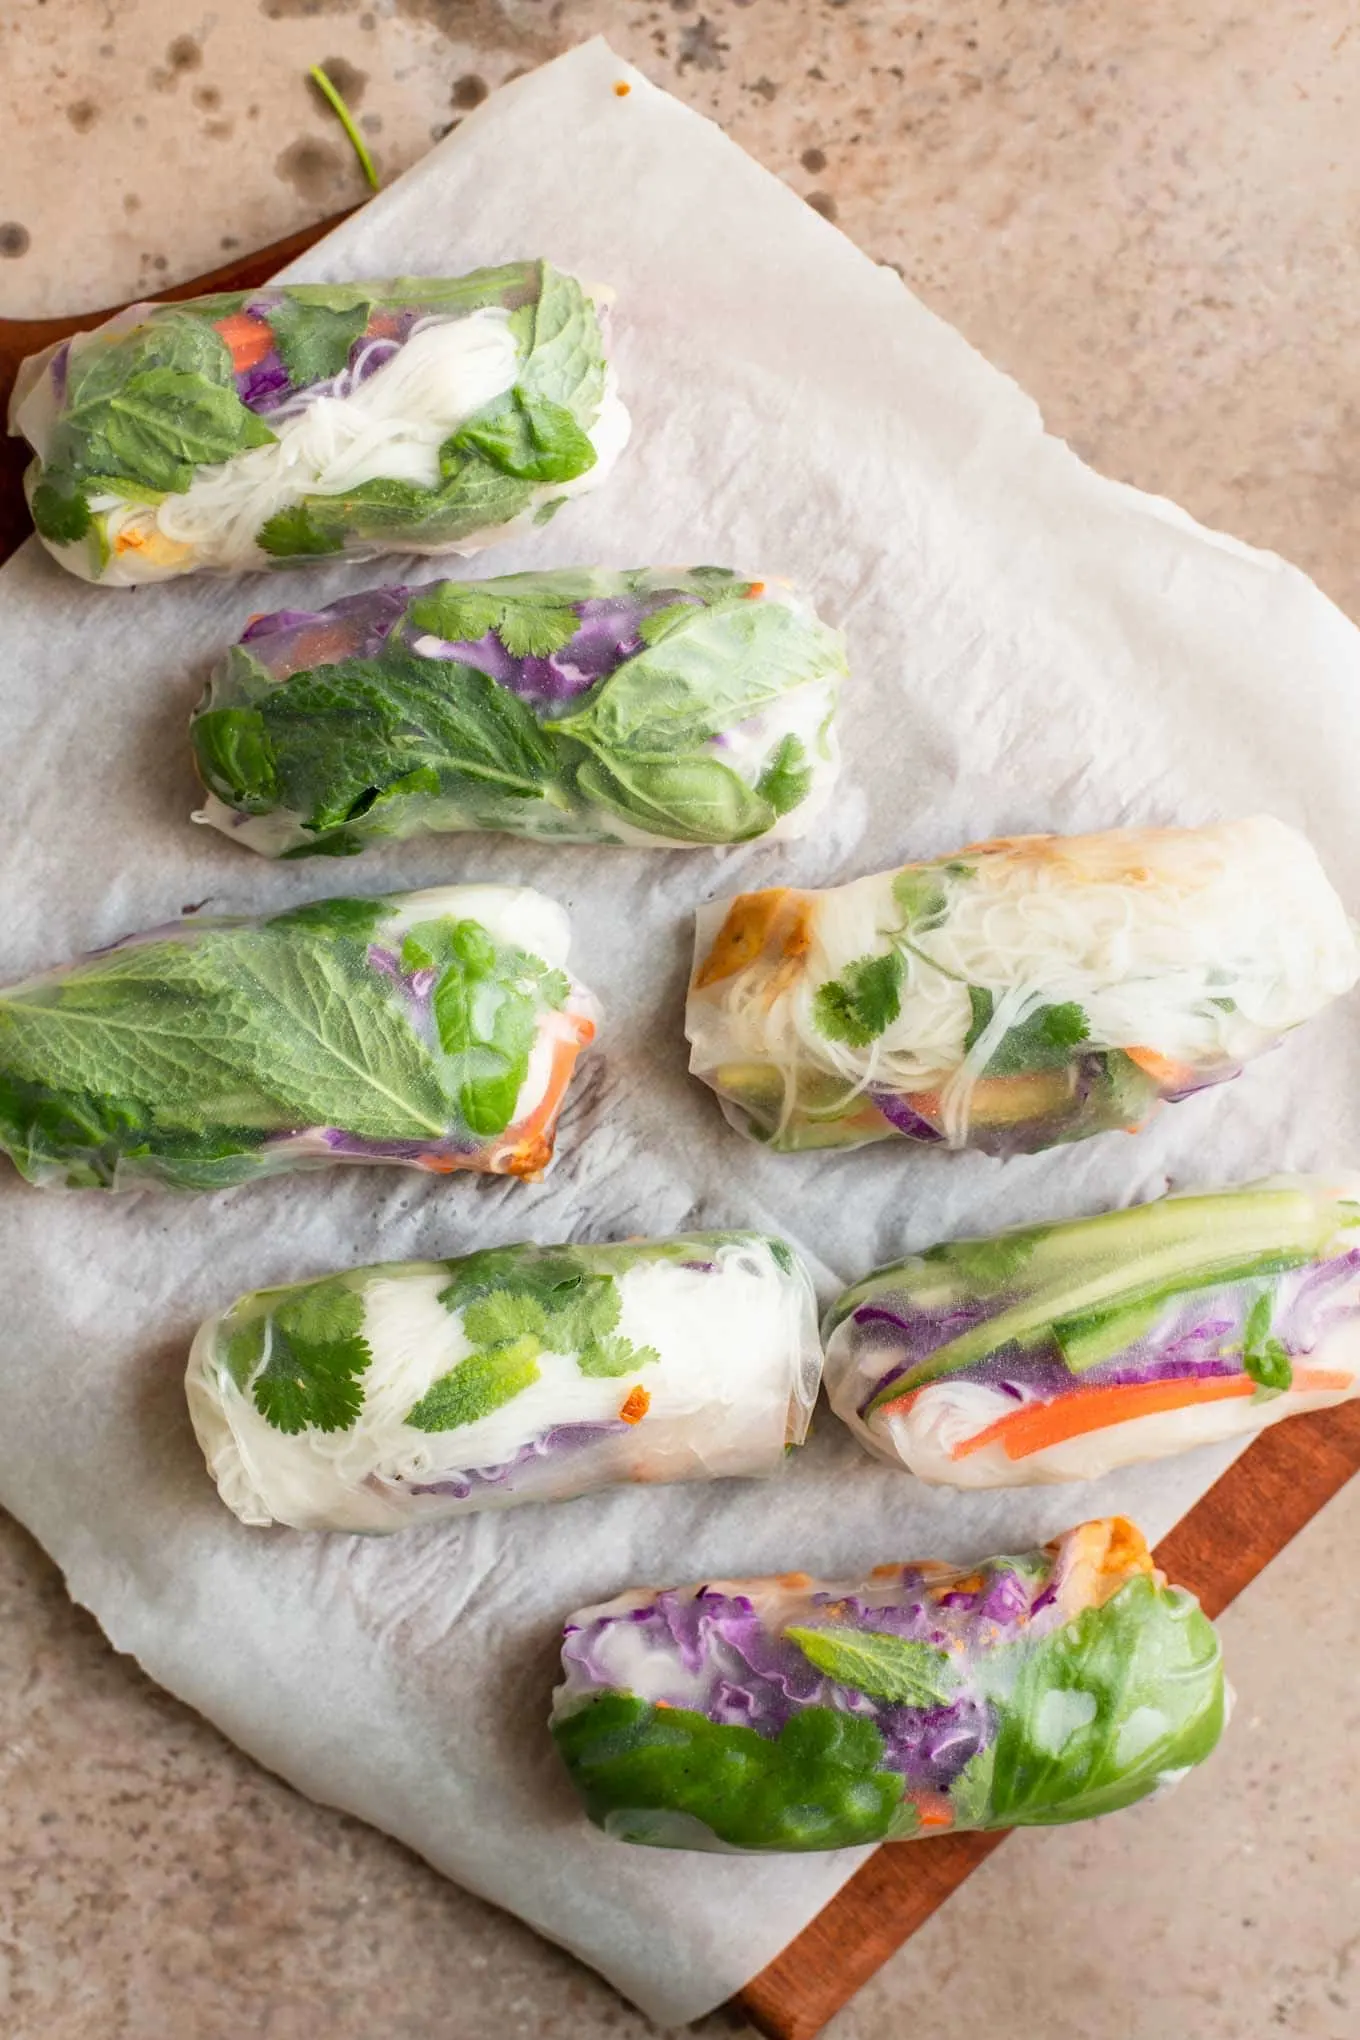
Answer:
[400, 1421, 628, 1499]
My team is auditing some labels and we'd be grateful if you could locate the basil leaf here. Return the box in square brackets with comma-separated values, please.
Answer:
[574, 752, 773, 844]
[560, 598, 837, 755]
[1242, 1290, 1293, 1391]
[813, 951, 904, 1047]
[95, 368, 275, 492]
[985, 1575, 1225, 1826]
[785, 1625, 957, 1706]
[452, 389, 597, 484]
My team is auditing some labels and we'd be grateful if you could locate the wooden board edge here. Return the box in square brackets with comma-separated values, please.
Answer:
[734, 1399, 1360, 2040]
[0, 209, 355, 573]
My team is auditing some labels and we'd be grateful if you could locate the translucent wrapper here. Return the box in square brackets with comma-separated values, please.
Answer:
[190, 568, 846, 855]
[8, 264, 628, 585]
[187, 1232, 822, 1532]
[686, 818, 1360, 1156]
[824, 1174, 1360, 1487]
[0, 884, 596, 1191]
[551, 1516, 1225, 1852]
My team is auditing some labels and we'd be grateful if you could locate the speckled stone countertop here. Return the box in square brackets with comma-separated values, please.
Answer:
[3, 5, 1360, 2037]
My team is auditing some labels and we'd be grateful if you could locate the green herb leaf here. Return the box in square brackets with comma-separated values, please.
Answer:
[495, 598, 581, 658]
[452, 388, 598, 484]
[574, 752, 774, 845]
[754, 733, 813, 817]
[256, 502, 346, 558]
[269, 294, 372, 387]
[405, 1335, 542, 1431]
[553, 1696, 905, 1852]
[813, 951, 904, 1047]
[461, 1290, 548, 1347]
[984, 1575, 1226, 1827]
[30, 475, 92, 544]
[576, 1334, 660, 1378]
[251, 1281, 370, 1434]
[963, 989, 1090, 1074]
[222, 1315, 266, 1393]
[636, 600, 701, 646]
[785, 1625, 957, 1706]
[1242, 1291, 1293, 1391]
[892, 868, 950, 928]
[542, 1273, 622, 1353]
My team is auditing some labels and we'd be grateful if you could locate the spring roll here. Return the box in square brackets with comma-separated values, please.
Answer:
[10, 266, 627, 585]
[190, 568, 847, 855]
[824, 1174, 1360, 1486]
[188, 1233, 821, 1531]
[0, 886, 595, 1191]
[686, 817, 1359, 1155]
[551, 1517, 1225, 1852]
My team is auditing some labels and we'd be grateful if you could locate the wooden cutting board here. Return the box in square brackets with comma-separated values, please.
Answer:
[3, 221, 1358, 2040]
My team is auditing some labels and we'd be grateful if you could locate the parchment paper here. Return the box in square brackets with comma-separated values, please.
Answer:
[3, 38, 1360, 2026]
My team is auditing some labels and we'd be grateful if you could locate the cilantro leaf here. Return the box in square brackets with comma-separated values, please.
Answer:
[405, 1334, 541, 1431]
[891, 867, 949, 928]
[542, 1273, 621, 1353]
[785, 1625, 957, 1706]
[251, 1282, 370, 1434]
[495, 599, 580, 658]
[813, 951, 904, 1047]
[257, 502, 345, 558]
[577, 1334, 660, 1378]
[462, 1290, 548, 1347]
[269, 294, 371, 387]
[964, 989, 1089, 1074]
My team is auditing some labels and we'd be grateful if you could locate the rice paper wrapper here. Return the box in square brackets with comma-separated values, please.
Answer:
[3, 36, 1360, 2027]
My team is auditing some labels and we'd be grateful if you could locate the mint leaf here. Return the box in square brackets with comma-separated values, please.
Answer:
[785, 1625, 957, 1705]
[269, 294, 370, 386]
[219, 648, 553, 838]
[405, 1335, 541, 1430]
[452, 389, 597, 484]
[252, 1281, 370, 1433]
[96, 368, 275, 492]
[813, 951, 904, 1047]
[754, 734, 813, 818]
[577, 1334, 660, 1378]
[964, 990, 1089, 1073]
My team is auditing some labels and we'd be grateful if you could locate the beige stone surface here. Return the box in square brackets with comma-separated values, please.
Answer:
[2, 2, 1359, 2035]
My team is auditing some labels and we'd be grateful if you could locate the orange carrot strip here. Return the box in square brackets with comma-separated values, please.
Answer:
[953, 1367, 1353, 1463]
[214, 313, 275, 373]
[505, 1017, 594, 1159]
[619, 1385, 651, 1426]
[1125, 1044, 1200, 1091]
[911, 1793, 954, 1831]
